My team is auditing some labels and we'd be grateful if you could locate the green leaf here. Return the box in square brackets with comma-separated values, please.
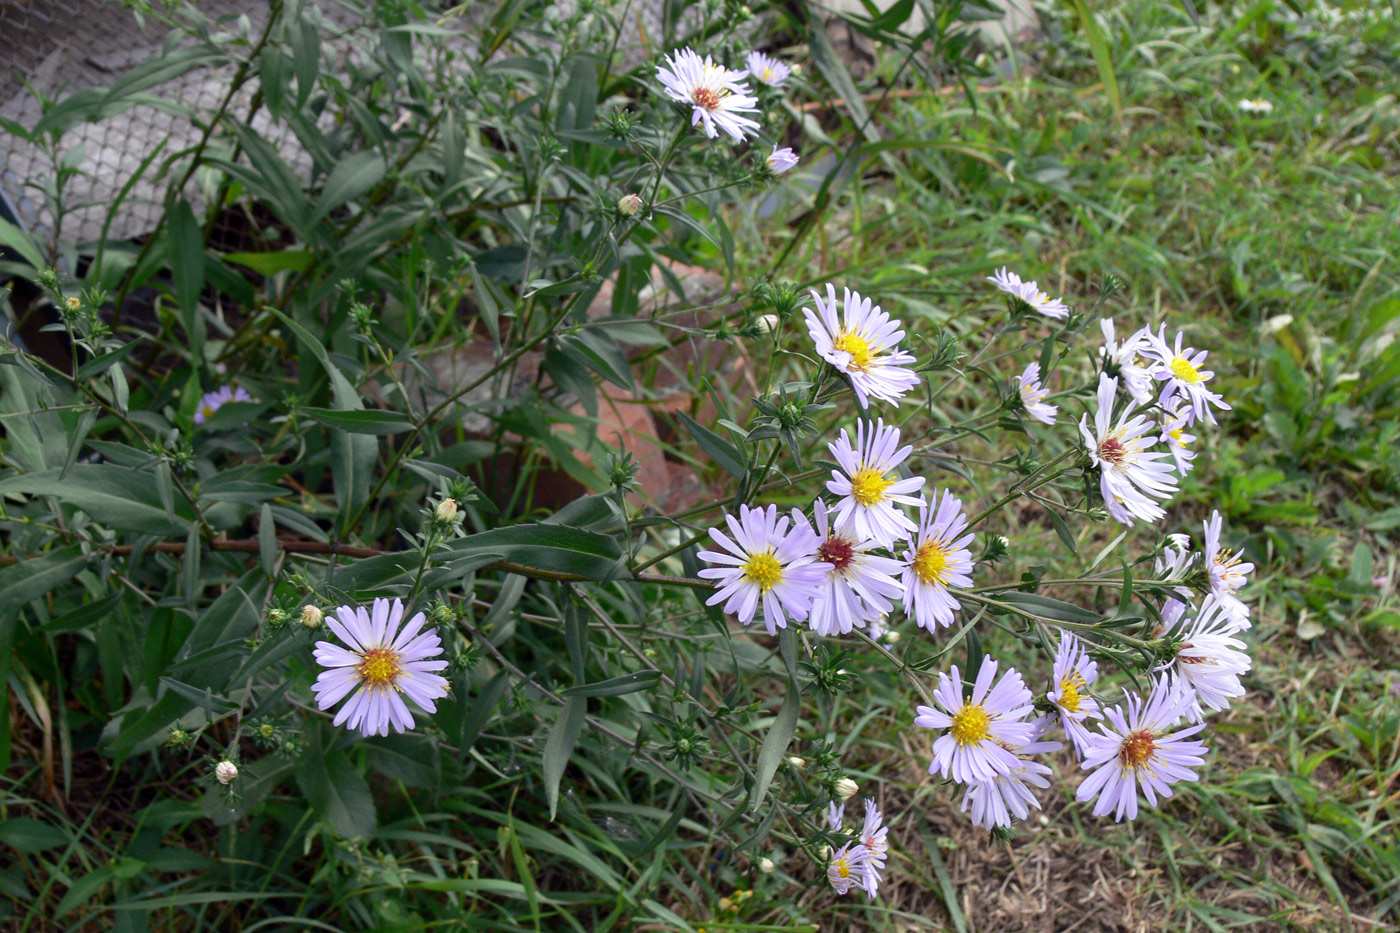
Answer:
[1071, 0, 1122, 118]
[0, 465, 193, 536]
[543, 697, 585, 820]
[445, 523, 627, 581]
[750, 687, 799, 811]
[555, 331, 635, 391]
[221, 249, 314, 276]
[560, 670, 662, 698]
[366, 733, 440, 788]
[168, 199, 207, 353]
[0, 547, 89, 614]
[297, 725, 376, 838]
[675, 411, 747, 479]
[0, 817, 68, 853]
[0, 216, 46, 270]
[997, 592, 1102, 624]
[302, 406, 415, 435]
[311, 151, 386, 225]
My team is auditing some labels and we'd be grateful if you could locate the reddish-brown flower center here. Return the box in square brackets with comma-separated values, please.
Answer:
[818, 535, 855, 573]
[1118, 729, 1157, 769]
[1098, 437, 1128, 464]
[692, 88, 722, 111]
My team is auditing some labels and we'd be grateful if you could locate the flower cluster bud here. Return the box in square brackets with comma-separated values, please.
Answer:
[617, 193, 643, 216]
[834, 777, 859, 801]
[299, 605, 324, 630]
[215, 760, 239, 784]
[434, 497, 460, 524]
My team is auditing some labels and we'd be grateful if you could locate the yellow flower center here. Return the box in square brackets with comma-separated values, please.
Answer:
[912, 539, 950, 586]
[833, 330, 874, 372]
[950, 704, 991, 745]
[1169, 355, 1203, 384]
[1119, 729, 1157, 769]
[692, 87, 723, 111]
[762, 67, 774, 82]
[200, 404, 216, 420]
[834, 858, 850, 879]
[1168, 427, 1185, 443]
[358, 647, 402, 689]
[1058, 672, 1087, 713]
[850, 465, 893, 506]
[741, 551, 783, 593]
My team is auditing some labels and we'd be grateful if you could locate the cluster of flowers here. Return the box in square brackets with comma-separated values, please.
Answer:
[691, 270, 1253, 896]
[825, 798, 889, 899]
[655, 47, 799, 175]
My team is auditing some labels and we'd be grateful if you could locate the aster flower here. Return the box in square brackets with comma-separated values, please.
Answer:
[655, 48, 760, 141]
[960, 717, 1062, 829]
[1075, 675, 1209, 822]
[1018, 362, 1058, 425]
[914, 656, 1037, 783]
[1238, 98, 1273, 114]
[827, 800, 845, 831]
[1161, 599, 1251, 720]
[1080, 373, 1179, 526]
[804, 499, 906, 637]
[765, 144, 799, 175]
[986, 267, 1070, 320]
[827, 843, 868, 895]
[1048, 634, 1101, 755]
[312, 597, 451, 737]
[826, 419, 925, 549]
[745, 50, 792, 87]
[899, 490, 974, 633]
[1203, 510, 1254, 625]
[1154, 532, 1197, 600]
[856, 797, 888, 898]
[1141, 327, 1231, 425]
[697, 503, 831, 634]
[195, 385, 253, 424]
[1159, 403, 1198, 476]
[803, 283, 921, 408]
[1098, 318, 1156, 405]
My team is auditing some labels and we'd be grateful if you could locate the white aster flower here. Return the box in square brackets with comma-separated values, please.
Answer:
[804, 283, 921, 408]
[1098, 318, 1157, 405]
[914, 656, 1037, 784]
[697, 504, 831, 634]
[826, 419, 925, 548]
[827, 843, 868, 895]
[1075, 675, 1209, 822]
[313, 598, 451, 737]
[1238, 98, 1274, 114]
[804, 499, 906, 637]
[1203, 510, 1254, 625]
[765, 144, 799, 174]
[1141, 327, 1231, 425]
[1160, 598, 1251, 720]
[1048, 634, 1101, 755]
[856, 797, 888, 898]
[655, 48, 760, 141]
[1155, 533, 1198, 600]
[1018, 361, 1058, 425]
[960, 716, 1062, 830]
[745, 50, 792, 87]
[1080, 373, 1179, 526]
[1159, 403, 1198, 476]
[828, 800, 845, 831]
[986, 267, 1070, 320]
[899, 490, 974, 633]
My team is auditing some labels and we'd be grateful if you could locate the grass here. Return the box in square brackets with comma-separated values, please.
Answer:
[2, 0, 1398, 930]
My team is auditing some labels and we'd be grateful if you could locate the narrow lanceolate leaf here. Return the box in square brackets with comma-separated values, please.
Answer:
[543, 697, 585, 820]
[301, 406, 415, 435]
[676, 411, 748, 479]
[750, 687, 800, 811]
[560, 670, 662, 698]
[996, 591, 1102, 624]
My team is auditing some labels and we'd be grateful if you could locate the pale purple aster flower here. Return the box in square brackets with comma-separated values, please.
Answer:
[803, 499, 906, 637]
[1097, 319, 1156, 405]
[1080, 373, 1179, 526]
[1159, 403, 1198, 476]
[1075, 675, 1209, 822]
[804, 283, 921, 408]
[827, 800, 845, 831]
[1203, 510, 1254, 626]
[1160, 598, 1251, 720]
[1140, 326, 1231, 425]
[960, 716, 1062, 829]
[655, 48, 760, 141]
[697, 503, 831, 634]
[986, 267, 1070, 320]
[856, 797, 889, 898]
[745, 50, 792, 87]
[914, 656, 1037, 783]
[1048, 634, 1101, 756]
[899, 490, 974, 633]
[827, 842, 868, 895]
[195, 385, 253, 424]
[826, 419, 925, 549]
[1018, 361, 1058, 425]
[765, 144, 799, 175]
[312, 597, 450, 738]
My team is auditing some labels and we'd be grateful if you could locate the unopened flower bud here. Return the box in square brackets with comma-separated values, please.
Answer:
[786, 755, 806, 769]
[300, 605, 324, 629]
[756, 313, 779, 334]
[834, 777, 859, 801]
[617, 193, 643, 216]
[215, 760, 239, 784]
[758, 856, 775, 873]
[435, 497, 459, 523]
[884, 630, 901, 645]
[65, 296, 81, 313]
[266, 607, 291, 629]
